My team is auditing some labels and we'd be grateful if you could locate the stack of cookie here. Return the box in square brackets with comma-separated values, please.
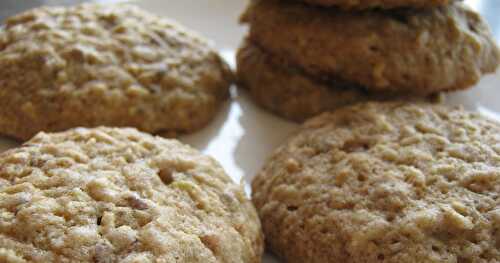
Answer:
[237, 0, 500, 122]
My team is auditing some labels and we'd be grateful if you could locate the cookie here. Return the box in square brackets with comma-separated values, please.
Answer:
[0, 4, 233, 141]
[252, 102, 500, 262]
[242, 0, 500, 95]
[237, 41, 437, 122]
[0, 127, 263, 262]
[288, 0, 450, 10]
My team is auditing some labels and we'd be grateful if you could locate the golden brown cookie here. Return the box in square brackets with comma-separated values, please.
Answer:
[242, 0, 499, 95]
[289, 0, 450, 10]
[0, 127, 263, 262]
[0, 4, 233, 141]
[237, 41, 442, 122]
[252, 102, 500, 262]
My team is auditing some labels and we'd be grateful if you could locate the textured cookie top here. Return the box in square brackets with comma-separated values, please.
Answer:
[0, 128, 263, 262]
[242, 0, 500, 95]
[288, 0, 450, 10]
[252, 102, 500, 262]
[0, 4, 232, 140]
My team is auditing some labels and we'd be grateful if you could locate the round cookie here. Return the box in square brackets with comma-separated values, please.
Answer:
[289, 0, 451, 10]
[242, 0, 500, 95]
[0, 4, 233, 141]
[237, 41, 436, 122]
[0, 127, 263, 262]
[252, 102, 500, 262]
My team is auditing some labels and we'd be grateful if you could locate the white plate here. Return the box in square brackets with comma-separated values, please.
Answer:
[1, 1, 499, 262]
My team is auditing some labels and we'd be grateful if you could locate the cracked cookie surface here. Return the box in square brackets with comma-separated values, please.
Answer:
[252, 102, 500, 262]
[242, 0, 499, 95]
[0, 4, 232, 140]
[0, 127, 263, 262]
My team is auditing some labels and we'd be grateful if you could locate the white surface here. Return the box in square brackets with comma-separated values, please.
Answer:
[0, 0, 499, 262]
